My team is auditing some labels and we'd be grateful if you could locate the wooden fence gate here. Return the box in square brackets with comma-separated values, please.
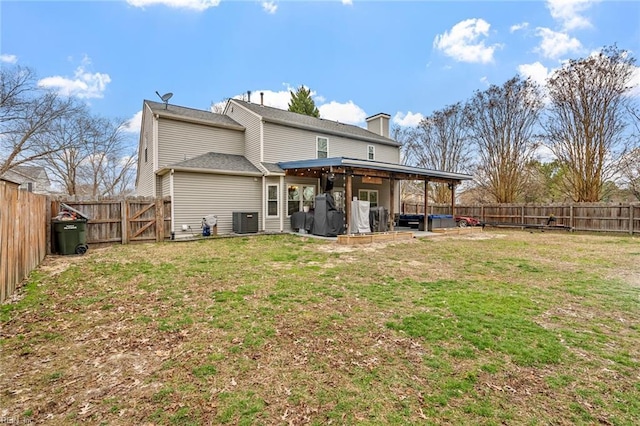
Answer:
[51, 197, 171, 249]
[125, 198, 170, 243]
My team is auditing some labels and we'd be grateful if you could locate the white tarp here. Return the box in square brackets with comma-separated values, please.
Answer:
[350, 200, 370, 233]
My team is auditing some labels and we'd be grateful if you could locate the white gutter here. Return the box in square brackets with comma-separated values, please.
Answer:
[343, 158, 473, 181]
[262, 175, 266, 232]
[157, 167, 263, 177]
[170, 169, 175, 238]
[279, 175, 284, 232]
[152, 114, 159, 195]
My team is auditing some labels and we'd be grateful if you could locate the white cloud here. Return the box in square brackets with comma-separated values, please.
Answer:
[433, 18, 501, 64]
[126, 0, 220, 11]
[546, 0, 595, 31]
[38, 57, 111, 99]
[342, 0, 353, 5]
[535, 144, 556, 163]
[318, 101, 366, 125]
[122, 110, 143, 134]
[220, 86, 368, 126]
[262, 1, 277, 14]
[535, 27, 582, 59]
[0, 54, 18, 64]
[510, 22, 529, 33]
[479, 76, 490, 86]
[392, 111, 423, 127]
[518, 62, 551, 88]
[630, 66, 640, 98]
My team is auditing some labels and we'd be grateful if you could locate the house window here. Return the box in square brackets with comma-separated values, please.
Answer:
[303, 186, 316, 209]
[287, 184, 316, 216]
[267, 184, 279, 217]
[144, 135, 148, 163]
[317, 137, 328, 159]
[367, 145, 375, 160]
[358, 189, 378, 208]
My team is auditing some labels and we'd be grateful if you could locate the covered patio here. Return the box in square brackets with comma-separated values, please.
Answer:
[277, 157, 473, 233]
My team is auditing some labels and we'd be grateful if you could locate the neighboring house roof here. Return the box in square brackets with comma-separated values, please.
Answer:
[1, 176, 21, 185]
[158, 152, 263, 176]
[277, 157, 473, 183]
[0, 165, 51, 192]
[145, 100, 245, 131]
[1, 169, 28, 183]
[230, 99, 401, 147]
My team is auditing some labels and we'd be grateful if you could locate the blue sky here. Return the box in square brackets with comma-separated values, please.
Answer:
[2, 0, 639, 143]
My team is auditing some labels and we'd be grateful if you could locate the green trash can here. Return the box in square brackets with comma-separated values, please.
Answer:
[53, 219, 89, 255]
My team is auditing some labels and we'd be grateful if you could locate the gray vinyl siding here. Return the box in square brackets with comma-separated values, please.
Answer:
[225, 103, 262, 166]
[262, 122, 400, 163]
[172, 172, 261, 235]
[352, 176, 391, 209]
[157, 119, 244, 168]
[135, 106, 156, 196]
[161, 174, 171, 197]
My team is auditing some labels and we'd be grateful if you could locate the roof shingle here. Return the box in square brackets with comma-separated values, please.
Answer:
[145, 100, 244, 130]
[231, 99, 400, 147]
[167, 152, 261, 174]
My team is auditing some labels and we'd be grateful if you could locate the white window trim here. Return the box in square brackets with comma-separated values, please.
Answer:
[358, 189, 379, 208]
[287, 184, 317, 217]
[317, 136, 329, 159]
[267, 183, 279, 218]
[367, 145, 375, 160]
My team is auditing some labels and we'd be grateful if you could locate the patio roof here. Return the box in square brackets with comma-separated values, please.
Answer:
[277, 157, 473, 184]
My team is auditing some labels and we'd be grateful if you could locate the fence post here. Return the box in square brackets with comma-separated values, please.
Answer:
[121, 200, 129, 245]
[630, 204, 634, 236]
[521, 205, 525, 224]
[155, 197, 164, 242]
[570, 204, 574, 229]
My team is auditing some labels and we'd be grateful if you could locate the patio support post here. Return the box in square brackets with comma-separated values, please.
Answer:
[389, 176, 395, 231]
[346, 173, 352, 233]
[423, 180, 429, 216]
[450, 182, 456, 215]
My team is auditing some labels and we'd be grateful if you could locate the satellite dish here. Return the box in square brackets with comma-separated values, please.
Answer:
[155, 91, 173, 108]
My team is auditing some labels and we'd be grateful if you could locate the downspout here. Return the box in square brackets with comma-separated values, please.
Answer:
[153, 114, 159, 196]
[262, 175, 266, 232]
[170, 169, 175, 239]
[279, 175, 285, 232]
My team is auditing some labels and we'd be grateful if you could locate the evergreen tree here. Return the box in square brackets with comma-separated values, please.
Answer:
[288, 86, 320, 117]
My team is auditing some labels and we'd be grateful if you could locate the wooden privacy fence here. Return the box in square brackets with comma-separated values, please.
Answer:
[50, 197, 172, 246]
[402, 202, 640, 234]
[1, 180, 49, 303]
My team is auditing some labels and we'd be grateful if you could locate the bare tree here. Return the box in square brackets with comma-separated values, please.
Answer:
[619, 107, 640, 200]
[465, 76, 543, 203]
[392, 125, 425, 208]
[0, 66, 78, 174]
[405, 103, 472, 203]
[543, 45, 637, 202]
[78, 116, 137, 197]
[42, 112, 137, 196]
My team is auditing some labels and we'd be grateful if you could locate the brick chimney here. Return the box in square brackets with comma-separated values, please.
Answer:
[366, 113, 391, 138]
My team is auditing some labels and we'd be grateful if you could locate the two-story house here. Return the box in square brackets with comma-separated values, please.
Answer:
[135, 97, 471, 237]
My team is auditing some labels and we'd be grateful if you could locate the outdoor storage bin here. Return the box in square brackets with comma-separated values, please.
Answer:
[53, 219, 88, 255]
[427, 214, 456, 231]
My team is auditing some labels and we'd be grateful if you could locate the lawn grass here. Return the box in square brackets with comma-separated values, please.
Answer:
[1, 230, 639, 425]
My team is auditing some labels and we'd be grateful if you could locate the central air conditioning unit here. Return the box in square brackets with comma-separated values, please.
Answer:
[232, 212, 259, 234]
